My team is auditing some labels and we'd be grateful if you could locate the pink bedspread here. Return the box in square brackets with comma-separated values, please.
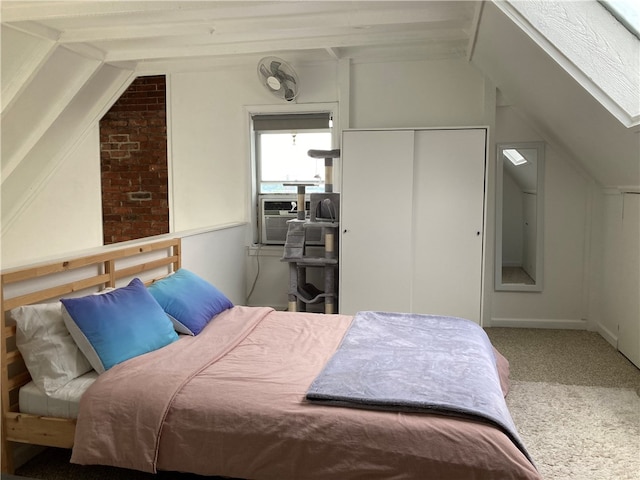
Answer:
[72, 306, 539, 479]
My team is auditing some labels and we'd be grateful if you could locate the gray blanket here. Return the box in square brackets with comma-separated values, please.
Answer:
[306, 311, 533, 465]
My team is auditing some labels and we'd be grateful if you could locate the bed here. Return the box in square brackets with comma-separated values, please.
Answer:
[1, 238, 540, 479]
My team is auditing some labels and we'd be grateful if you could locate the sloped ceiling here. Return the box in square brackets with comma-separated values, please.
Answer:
[505, 1, 639, 128]
[471, 1, 639, 188]
[1, 0, 638, 205]
[1, 1, 480, 229]
[1, 1, 479, 72]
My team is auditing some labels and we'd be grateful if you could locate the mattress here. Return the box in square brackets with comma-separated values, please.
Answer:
[19, 371, 98, 419]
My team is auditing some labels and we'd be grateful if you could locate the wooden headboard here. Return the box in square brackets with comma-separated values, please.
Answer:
[1, 238, 181, 473]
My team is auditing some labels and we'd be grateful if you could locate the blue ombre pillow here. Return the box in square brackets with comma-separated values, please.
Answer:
[147, 269, 234, 335]
[61, 278, 179, 374]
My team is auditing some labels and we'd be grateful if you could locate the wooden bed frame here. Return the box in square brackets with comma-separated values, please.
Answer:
[1, 238, 182, 474]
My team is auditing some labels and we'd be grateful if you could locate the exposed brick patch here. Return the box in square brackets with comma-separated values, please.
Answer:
[100, 75, 169, 245]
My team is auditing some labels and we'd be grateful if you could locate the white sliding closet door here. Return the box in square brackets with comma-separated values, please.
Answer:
[340, 128, 486, 323]
[412, 129, 486, 323]
[618, 193, 640, 367]
[340, 130, 415, 314]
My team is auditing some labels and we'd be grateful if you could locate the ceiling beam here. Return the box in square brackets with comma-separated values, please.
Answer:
[19, 7, 472, 44]
[103, 27, 469, 62]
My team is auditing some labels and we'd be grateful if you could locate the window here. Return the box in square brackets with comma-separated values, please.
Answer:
[600, 0, 640, 38]
[249, 109, 337, 245]
[253, 113, 332, 195]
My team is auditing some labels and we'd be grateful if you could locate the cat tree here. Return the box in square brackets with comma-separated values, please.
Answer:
[281, 149, 340, 313]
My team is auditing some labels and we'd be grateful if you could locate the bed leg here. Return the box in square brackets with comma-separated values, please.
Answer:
[1, 431, 16, 474]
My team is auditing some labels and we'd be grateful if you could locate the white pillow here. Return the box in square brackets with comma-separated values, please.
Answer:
[13, 302, 93, 395]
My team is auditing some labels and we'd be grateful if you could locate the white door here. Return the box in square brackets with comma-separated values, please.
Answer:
[411, 129, 486, 323]
[340, 130, 415, 314]
[618, 193, 640, 368]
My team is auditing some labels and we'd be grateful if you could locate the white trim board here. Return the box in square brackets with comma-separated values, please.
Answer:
[489, 317, 588, 330]
[596, 321, 619, 349]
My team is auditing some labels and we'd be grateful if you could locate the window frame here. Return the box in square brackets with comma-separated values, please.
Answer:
[245, 103, 339, 245]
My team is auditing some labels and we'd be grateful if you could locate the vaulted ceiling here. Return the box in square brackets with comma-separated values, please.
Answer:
[1, 0, 638, 208]
[1, 0, 480, 73]
[0, 1, 486, 229]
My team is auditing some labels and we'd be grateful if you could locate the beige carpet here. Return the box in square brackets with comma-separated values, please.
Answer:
[487, 328, 640, 480]
[507, 381, 640, 480]
[485, 328, 640, 391]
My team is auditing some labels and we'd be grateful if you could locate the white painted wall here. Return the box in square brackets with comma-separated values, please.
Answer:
[169, 63, 338, 232]
[491, 106, 591, 327]
[3, 51, 633, 340]
[1, 126, 103, 268]
[166, 62, 338, 309]
[350, 59, 487, 128]
[245, 245, 325, 310]
[180, 225, 248, 305]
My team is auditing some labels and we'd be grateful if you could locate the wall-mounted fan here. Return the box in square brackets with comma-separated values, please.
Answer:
[257, 56, 299, 102]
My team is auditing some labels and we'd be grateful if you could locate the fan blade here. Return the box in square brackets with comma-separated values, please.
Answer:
[278, 71, 297, 85]
[284, 86, 296, 101]
[259, 64, 270, 78]
[270, 61, 282, 75]
[271, 61, 297, 85]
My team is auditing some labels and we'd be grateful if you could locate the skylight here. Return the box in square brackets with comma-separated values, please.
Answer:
[500, 0, 639, 127]
[504, 149, 528, 166]
[600, 0, 640, 39]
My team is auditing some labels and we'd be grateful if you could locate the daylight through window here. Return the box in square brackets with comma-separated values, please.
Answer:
[600, 0, 640, 38]
[253, 113, 332, 195]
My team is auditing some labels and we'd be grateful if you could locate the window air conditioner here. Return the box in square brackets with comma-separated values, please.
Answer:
[259, 197, 323, 245]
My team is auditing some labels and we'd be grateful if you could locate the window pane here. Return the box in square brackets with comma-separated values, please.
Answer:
[600, 0, 640, 38]
[259, 131, 331, 194]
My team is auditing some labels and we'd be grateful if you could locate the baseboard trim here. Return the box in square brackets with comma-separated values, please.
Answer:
[596, 322, 618, 348]
[489, 317, 588, 329]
